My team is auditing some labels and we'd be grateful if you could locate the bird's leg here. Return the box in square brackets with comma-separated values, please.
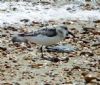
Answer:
[45, 46, 48, 49]
[40, 45, 44, 58]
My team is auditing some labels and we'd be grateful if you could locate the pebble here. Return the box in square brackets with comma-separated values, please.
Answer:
[84, 73, 97, 83]
[0, 46, 7, 51]
[93, 20, 100, 23]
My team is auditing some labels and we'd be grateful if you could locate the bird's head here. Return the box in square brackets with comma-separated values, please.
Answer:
[57, 25, 75, 38]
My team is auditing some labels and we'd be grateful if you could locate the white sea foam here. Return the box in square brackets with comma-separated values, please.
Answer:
[0, 2, 100, 27]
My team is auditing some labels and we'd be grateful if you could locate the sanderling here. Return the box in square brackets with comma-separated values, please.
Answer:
[12, 25, 75, 57]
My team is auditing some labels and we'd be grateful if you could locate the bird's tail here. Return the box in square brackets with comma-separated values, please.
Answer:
[12, 33, 28, 43]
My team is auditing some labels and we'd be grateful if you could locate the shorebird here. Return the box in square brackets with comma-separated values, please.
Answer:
[12, 25, 75, 57]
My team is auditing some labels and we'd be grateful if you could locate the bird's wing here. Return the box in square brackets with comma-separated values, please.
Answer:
[38, 28, 57, 37]
[18, 28, 57, 37]
[18, 32, 34, 36]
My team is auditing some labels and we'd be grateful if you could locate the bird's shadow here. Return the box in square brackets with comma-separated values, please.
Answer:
[37, 44, 77, 62]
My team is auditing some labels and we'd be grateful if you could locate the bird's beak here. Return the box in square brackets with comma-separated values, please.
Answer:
[68, 31, 75, 38]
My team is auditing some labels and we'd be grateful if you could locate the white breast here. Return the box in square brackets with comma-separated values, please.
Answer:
[25, 35, 64, 46]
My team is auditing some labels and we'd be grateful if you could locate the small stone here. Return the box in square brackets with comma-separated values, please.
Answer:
[90, 79, 98, 83]
[30, 63, 43, 68]
[50, 57, 60, 62]
[32, 21, 40, 25]
[2, 34, 7, 37]
[84, 73, 97, 83]
[13, 43, 20, 47]
[20, 19, 29, 23]
[1, 83, 12, 85]
[2, 52, 7, 56]
[13, 82, 20, 85]
[80, 52, 94, 56]
[72, 66, 80, 70]
[4, 26, 18, 31]
[63, 21, 74, 25]
[61, 57, 69, 62]
[20, 42, 26, 47]
[0, 46, 7, 51]
[4, 64, 11, 68]
[92, 42, 100, 46]
[44, 84, 51, 85]
[92, 31, 100, 35]
[82, 26, 95, 34]
[93, 20, 100, 23]
[12, 60, 17, 63]
[68, 54, 76, 57]
[12, 7, 17, 11]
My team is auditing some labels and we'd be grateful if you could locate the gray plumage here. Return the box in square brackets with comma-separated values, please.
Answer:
[18, 28, 57, 37]
[12, 25, 75, 45]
